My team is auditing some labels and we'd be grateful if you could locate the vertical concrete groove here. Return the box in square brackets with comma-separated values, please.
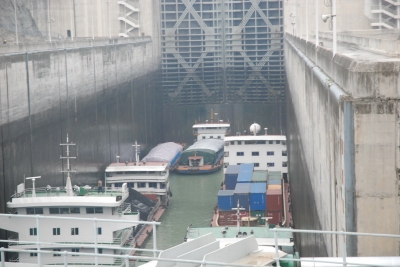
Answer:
[59, 50, 65, 185]
[25, 53, 33, 176]
[114, 44, 120, 156]
[344, 101, 357, 256]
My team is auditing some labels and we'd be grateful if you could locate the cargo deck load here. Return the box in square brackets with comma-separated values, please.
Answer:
[176, 139, 225, 174]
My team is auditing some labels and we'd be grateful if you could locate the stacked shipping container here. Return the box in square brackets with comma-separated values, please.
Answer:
[218, 164, 285, 226]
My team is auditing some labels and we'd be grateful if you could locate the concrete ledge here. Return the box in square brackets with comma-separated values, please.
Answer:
[0, 36, 152, 55]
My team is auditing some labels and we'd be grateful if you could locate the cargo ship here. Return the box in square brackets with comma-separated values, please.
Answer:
[175, 138, 225, 174]
[105, 141, 183, 204]
[223, 122, 288, 178]
[211, 122, 291, 226]
[0, 135, 140, 266]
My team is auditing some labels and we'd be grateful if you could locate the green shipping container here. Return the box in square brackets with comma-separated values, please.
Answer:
[252, 171, 268, 183]
[250, 210, 266, 225]
[268, 171, 282, 180]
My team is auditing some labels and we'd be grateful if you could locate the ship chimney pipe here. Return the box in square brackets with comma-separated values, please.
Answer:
[264, 128, 268, 135]
[116, 155, 120, 163]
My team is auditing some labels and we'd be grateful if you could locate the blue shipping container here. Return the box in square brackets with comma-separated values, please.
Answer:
[268, 180, 282, 185]
[250, 183, 267, 211]
[237, 171, 252, 183]
[234, 183, 251, 210]
[218, 190, 234, 211]
[240, 163, 254, 173]
[225, 165, 241, 190]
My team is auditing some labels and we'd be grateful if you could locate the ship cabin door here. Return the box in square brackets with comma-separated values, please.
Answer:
[188, 156, 203, 167]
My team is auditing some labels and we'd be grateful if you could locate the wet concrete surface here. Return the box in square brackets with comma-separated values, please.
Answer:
[0, 72, 164, 214]
[286, 83, 328, 257]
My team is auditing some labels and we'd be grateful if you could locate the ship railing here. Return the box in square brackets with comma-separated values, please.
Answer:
[11, 186, 128, 198]
[116, 202, 132, 215]
[8, 252, 18, 262]
[270, 228, 400, 267]
[7, 233, 18, 246]
[147, 200, 161, 222]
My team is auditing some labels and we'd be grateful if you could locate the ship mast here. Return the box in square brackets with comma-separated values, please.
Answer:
[60, 134, 76, 196]
[232, 200, 245, 233]
[133, 140, 141, 166]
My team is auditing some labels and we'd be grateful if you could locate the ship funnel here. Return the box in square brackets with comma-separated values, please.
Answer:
[264, 128, 268, 135]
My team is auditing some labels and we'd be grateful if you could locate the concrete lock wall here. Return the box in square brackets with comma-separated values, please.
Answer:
[0, 37, 162, 214]
[286, 33, 400, 257]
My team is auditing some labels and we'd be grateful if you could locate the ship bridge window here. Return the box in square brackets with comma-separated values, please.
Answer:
[71, 228, 79, 235]
[269, 141, 273, 144]
[114, 183, 123, 187]
[237, 141, 242, 145]
[27, 208, 43, 215]
[70, 207, 80, 214]
[86, 207, 103, 214]
[218, 136, 221, 139]
[224, 151, 229, 157]
[202, 136, 206, 139]
[160, 171, 167, 176]
[29, 228, 37, 236]
[72, 248, 79, 256]
[282, 162, 288, 167]
[148, 171, 156, 174]
[276, 141, 281, 144]
[127, 182, 135, 188]
[254, 163, 260, 167]
[138, 182, 146, 188]
[53, 249, 61, 257]
[149, 182, 157, 188]
[60, 208, 70, 214]
[267, 162, 275, 167]
[116, 172, 124, 174]
[282, 151, 287, 156]
[267, 151, 274, 156]
[106, 172, 113, 177]
[98, 227, 102, 235]
[30, 250, 37, 257]
[251, 152, 259, 156]
[230, 141, 234, 145]
[160, 183, 166, 189]
[236, 152, 244, 156]
[53, 228, 60, 235]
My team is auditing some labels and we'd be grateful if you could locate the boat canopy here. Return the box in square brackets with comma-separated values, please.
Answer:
[179, 139, 224, 165]
[186, 139, 224, 152]
[142, 142, 183, 165]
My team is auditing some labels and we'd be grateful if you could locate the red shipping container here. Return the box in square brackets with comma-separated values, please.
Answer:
[266, 189, 282, 211]
[218, 210, 249, 226]
[267, 210, 283, 225]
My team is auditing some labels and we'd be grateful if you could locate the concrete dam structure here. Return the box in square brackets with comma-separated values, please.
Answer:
[285, 0, 400, 258]
[1, 0, 400, 259]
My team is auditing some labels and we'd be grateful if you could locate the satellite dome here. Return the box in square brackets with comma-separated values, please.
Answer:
[249, 123, 261, 135]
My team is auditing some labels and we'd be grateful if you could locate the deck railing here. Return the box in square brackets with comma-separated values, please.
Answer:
[270, 228, 400, 267]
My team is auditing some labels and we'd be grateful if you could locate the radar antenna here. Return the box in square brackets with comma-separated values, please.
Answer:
[25, 176, 41, 198]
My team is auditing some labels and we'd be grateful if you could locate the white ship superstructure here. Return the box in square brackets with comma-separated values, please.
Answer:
[105, 141, 182, 204]
[0, 135, 140, 266]
[4, 183, 138, 266]
[223, 123, 288, 178]
[192, 109, 230, 141]
[193, 122, 231, 141]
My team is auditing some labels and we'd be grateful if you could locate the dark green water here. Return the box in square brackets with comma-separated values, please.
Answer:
[142, 170, 224, 253]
